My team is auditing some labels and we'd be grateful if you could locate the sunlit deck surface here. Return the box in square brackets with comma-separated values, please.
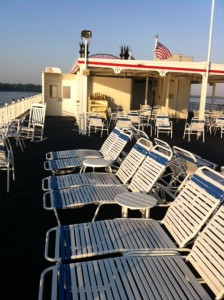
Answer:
[1, 116, 223, 300]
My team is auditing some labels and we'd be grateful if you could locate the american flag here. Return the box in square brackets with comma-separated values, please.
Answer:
[154, 42, 172, 60]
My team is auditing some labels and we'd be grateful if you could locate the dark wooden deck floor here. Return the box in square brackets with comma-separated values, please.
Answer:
[0, 116, 223, 300]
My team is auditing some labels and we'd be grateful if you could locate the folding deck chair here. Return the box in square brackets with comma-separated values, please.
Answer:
[39, 201, 224, 300]
[156, 142, 217, 200]
[42, 137, 153, 191]
[0, 133, 15, 193]
[43, 129, 132, 175]
[20, 102, 47, 142]
[43, 144, 173, 224]
[45, 127, 122, 160]
[44, 166, 224, 262]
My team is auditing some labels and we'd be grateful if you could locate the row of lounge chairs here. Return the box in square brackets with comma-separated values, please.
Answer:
[39, 127, 224, 299]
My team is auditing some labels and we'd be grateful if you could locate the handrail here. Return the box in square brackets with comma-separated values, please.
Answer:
[0, 94, 43, 125]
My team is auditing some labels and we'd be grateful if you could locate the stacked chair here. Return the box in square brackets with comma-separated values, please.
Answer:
[39, 166, 224, 299]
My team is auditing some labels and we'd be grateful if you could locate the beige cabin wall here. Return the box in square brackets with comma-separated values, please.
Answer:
[154, 77, 191, 119]
[88, 76, 132, 111]
[44, 71, 77, 116]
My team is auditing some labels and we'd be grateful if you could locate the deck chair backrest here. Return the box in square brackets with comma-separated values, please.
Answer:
[173, 146, 198, 178]
[162, 166, 224, 248]
[28, 103, 46, 127]
[104, 130, 132, 161]
[128, 144, 173, 193]
[155, 114, 170, 126]
[88, 115, 103, 126]
[100, 127, 121, 156]
[186, 203, 224, 299]
[116, 137, 153, 184]
[127, 112, 140, 123]
[215, 115, 224, 126]
[190, 117, 205, 131]
[116, 117, 132, 129]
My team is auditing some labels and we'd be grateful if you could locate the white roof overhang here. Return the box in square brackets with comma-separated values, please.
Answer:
[71, 58, 224, 84]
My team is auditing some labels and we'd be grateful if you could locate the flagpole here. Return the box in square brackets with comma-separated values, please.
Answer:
[154, 35, 158, 60]
[199, 0, 215, 119]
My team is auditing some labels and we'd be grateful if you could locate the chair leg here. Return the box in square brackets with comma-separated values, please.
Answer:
[7, 168, 10, 193]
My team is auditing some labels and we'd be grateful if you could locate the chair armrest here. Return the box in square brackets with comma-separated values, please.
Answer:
[44, 227, 59, 262]
[42, 176, 51, 191]
[43, 191, 54, 209]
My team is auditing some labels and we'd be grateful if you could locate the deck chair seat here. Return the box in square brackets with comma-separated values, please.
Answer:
[43, 129, 132, 174]
[39, 251, 213, 300]
[44, 166, 224, 262]
[42, 138, 153, 191]
[43, 145, 172, 224]
[46, 127, 121, 160]
[40, 203, 224, 299]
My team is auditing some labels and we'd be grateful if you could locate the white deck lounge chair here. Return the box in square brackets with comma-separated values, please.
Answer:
[42, 138, 153, 191]
[43, 144, 173, 224]
[43, 129, 132, 175]
[39, 201, 224, 300]
[44, 166, 224, 262]
[46, 127, 122, 160]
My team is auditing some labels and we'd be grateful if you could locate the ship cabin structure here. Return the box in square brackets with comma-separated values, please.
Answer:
[42, 52, 224, 133]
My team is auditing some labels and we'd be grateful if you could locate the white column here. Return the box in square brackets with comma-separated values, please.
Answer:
[210, 83, 216, 111]
[165, 73, 171, 112]
[199, 0, 215, 119]
[144, 76, 149, 106]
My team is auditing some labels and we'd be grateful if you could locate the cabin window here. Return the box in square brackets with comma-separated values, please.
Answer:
[49, 85, 58, 98]
[63, 86, 71, 99]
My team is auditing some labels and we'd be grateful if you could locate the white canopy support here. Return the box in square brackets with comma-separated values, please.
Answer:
[210, 83, 216, 111]
[199, 0, 215, 119]
[144, 75, 149, 106]
[165, 73, 171, 111]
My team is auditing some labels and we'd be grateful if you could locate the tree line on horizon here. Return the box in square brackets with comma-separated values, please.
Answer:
[0, 83, 42, 92]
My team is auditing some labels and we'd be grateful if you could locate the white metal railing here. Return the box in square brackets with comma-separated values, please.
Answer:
[0, 94, 43, 126]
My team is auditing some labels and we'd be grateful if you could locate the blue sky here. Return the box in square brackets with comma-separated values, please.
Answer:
[0, 0, 224, 95]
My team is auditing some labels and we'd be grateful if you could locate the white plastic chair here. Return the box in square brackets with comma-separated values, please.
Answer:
[20, 103, 47, 142]
[88, 115, 109, 137]
[210, 115, 224, 138]
[183, 117, 205, 142]
[155, 114, 173, 138]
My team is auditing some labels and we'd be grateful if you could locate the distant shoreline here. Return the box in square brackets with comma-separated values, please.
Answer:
[0, 83, 41, 93]
[191, 95, 224, 99]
